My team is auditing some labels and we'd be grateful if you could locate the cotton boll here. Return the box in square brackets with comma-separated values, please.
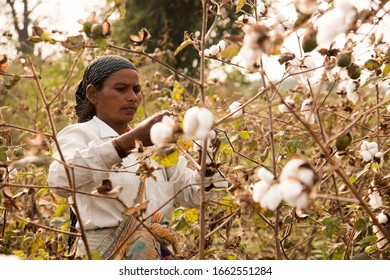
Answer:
[197, 107, 214, 130]
[297, 167, 315, 186]
[260, 185, 283, 211]
[209, 45, 220, 56]
[257, 167, 274, 185]
[294, 0, 318, 15]
[360, 150, 372, 161]
[229, 101, 244, 118]
[377, 213, 388, 224]
[346, 80, 359, 104]
[316, 9, 346, 46]
[280, 179, 303, 201]
[334, 0, 353, 14]
[366, 142, 378, 155]
[360, 141, 368, 151]
[290, 192, 309, 208]
[204, 48, 211, 57]
[183, 106, 200, 138]
[195, 126, 211, 140]
[280, 158, 307, 182]
[252, 181, 270, 202]
[150, 122, 174, 146]
[301, 55, 317, 79]
[217, 40, 226, 52]
[368, 191, 383, 209]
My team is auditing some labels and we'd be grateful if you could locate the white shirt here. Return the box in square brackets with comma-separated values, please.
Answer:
[48, 116, 225, 230]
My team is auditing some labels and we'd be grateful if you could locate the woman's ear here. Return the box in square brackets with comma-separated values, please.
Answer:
[86, 84, 98, 105]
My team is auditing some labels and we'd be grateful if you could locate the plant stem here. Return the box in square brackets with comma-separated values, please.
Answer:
[198, 0, 208, 260]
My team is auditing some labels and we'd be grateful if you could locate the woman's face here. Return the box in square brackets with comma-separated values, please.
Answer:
[87, 68, 142, 133]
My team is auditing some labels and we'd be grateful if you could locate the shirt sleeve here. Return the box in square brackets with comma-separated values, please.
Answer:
[165, 156, 228, 208]
[48, 125, 121, 197]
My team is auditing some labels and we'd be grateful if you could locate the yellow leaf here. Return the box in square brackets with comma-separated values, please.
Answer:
[152, 145, 179, 167]
[174, 39, 193, 56]
[236, 0, 246, 13]
[185, 208, 199, 223]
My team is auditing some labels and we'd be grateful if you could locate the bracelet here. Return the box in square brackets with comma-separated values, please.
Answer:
[112, 138, 128, 159]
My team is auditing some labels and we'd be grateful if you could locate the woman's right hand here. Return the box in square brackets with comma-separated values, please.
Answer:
[125, 111, 173, 148]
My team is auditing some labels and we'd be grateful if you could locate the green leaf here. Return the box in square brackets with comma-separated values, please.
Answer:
[94, 38, 108, 49]
[238, 131, 250, 139]
[322, 217, 341, 237]
[0, 146, 8, 161]
[360, 235, 378, 245]
[383, 63, 390, 77]
[174, 217, 187, 231]
[174, 40, 193, 56]
[236, 0, 246, 13]
[364, 59, 381, 71]
[260, 147, 270, 162]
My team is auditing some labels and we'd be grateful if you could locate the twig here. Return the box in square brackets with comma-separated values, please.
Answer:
[12, 213, 81, 237]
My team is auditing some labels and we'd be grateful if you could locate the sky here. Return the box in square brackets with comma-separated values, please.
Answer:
[0, 0, 107, 58]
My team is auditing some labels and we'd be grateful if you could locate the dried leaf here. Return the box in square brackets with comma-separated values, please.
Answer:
[123, 201, 149, 216]
[129, 28, 151, 46]
[61, 35, 84, 52]
[0, 54, 8, 72]
[102, 20, 111, 36]
[96, 179, 113, 194]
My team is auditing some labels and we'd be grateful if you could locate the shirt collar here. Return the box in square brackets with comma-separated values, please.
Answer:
[92, 116, 119, 138]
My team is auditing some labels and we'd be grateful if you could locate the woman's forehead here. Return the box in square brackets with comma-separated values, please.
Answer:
[105, 68, 140, 83]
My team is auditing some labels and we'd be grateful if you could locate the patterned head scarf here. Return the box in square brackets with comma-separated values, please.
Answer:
[75, 55, 138, 123]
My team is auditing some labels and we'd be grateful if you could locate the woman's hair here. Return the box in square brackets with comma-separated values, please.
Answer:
[75, 55, 138, 123]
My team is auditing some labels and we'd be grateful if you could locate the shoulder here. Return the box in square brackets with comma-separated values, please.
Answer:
[57, 119, 99, 140]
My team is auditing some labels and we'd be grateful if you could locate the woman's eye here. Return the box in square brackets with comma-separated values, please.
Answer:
[116, 87, 127, 92]
[133, 85, 141, 93]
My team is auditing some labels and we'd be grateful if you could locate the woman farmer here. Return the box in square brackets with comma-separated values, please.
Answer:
[48, 55, 226, 259]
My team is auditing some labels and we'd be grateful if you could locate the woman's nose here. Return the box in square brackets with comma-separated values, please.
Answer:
[127, 89, 138, 102]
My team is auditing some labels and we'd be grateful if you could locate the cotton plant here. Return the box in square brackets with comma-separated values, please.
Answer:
[204, 40, 226, 68]
[252, 157, 318, 210]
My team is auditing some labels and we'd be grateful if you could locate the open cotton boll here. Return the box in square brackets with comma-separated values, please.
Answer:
[209, 45, 220, 56]
[280, 179, 303, 202]
[280, 158, 307, 182]
[289, 192, 309, 208]
[366, 142, 378, 155]
[252, 181, 270, 203]
[204, 48, 211, 57]
[278, 97, 295, 113]
[297, 167, 316, 186]
[183, 106, 200, 138]
[360, 141, 368, 151]
[368, 191, 383, 209]
[360, 150, 372, 161]
[150, 121, 174, 146]
[316, 9, 346, 46]
[260, 185, 283, 211]
[217, 40, 226, 52]
[229, 101, 244, 118]
[257, 167, 274, 185]
[377, 213, 388, 224]
[197, 107, 214, 130]
[334, 0, 353, 13]
[301, 55, 317, 79]
[346, 80, 359, 104]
